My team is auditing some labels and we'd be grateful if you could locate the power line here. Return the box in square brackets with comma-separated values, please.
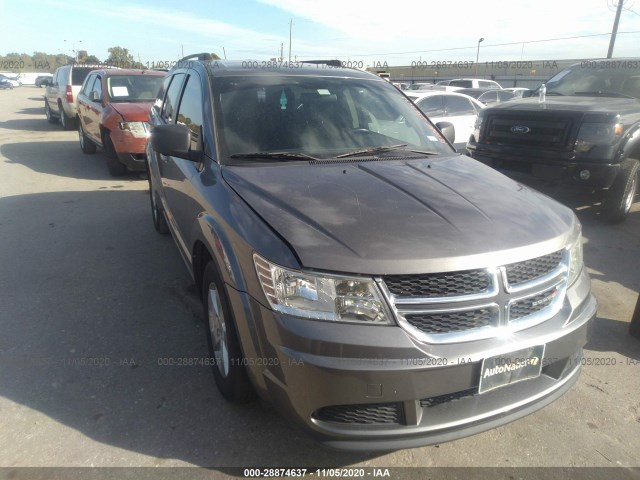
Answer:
[297, 30, 640, 58]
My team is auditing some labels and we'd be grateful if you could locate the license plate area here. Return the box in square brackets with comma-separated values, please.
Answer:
[479, 345, 545, 394]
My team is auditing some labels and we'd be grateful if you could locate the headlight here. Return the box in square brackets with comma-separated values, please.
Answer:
[253, 254, 393, 324]
[575, 121, 623, 153]
[567, 233, 584, 286]
[119, 121, 150, 137]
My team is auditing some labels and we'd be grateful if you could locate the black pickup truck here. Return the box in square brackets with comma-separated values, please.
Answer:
[467, 59, 640, 223]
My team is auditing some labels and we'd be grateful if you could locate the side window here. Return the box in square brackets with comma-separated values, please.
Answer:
[175, 74, 203, 151]
[479, 91, 497, 103]
[498, 91, 514, 101]
[446, 96, 475, 115]
[92, 76, 103, 100]
[81, 74, 95, 95]
[53, 69, 61, 85]
[153, 75, 172, 114]
[417, 95, 444, 116]
[161, 73, 185, 123]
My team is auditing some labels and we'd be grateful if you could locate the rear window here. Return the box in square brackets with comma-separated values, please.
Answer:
[71, 68, 94, 86]
[449, 80, 472, 88]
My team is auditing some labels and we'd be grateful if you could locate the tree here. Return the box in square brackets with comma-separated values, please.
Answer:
[106, 46, 137, 68]
[210, 52, 221, 60]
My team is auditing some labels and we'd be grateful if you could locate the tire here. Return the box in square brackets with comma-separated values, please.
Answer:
[78, 120, 97, 154]
[601, 158, 639, 223]
[45, 101, 57, 124]
[147, 160, 170, 234]
[202, 261, 256, 403]
[103, 133, 127, 177]
[59, 104, 75, 130]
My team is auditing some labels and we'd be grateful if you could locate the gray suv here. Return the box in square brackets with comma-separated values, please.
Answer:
[146, 55, 596, 450]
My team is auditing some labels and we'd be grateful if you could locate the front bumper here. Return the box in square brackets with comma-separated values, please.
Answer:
[110, 130, 148, 171]
[466, 143, 620, 191]
[227, 270, 596, 450]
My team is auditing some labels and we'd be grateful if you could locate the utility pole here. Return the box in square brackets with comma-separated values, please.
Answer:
[181, 44, 184, 57]
[289, 19, 292, 62]
[223, 47, 227, 59]
[607, 0, 624, 58]
[280, 43, 284, 62]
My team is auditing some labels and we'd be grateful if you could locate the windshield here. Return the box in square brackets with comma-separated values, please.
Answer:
[545, 64, 640, 98]
[107, 75, 164, 102]
[211, 75, 453, 161]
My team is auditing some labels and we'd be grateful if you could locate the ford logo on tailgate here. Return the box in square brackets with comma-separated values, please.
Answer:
[511, 125, 531, 134]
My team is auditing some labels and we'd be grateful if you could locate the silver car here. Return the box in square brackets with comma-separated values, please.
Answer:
[145, 55, 597, 450]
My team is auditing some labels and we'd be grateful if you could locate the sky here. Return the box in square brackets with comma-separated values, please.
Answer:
[1, 0, 640, 67]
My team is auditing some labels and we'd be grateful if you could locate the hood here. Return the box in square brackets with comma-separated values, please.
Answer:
[491, 96, 640, 114]
[222, 156, 577, 275]
[109, 102, 153, 122]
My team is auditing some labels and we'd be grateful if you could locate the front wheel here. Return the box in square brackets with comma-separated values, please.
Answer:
[202, 262, 256, 403]
[601, 158, 639, 223]
[147, 160, 169, 234]
[103, 134, 126, 177]
[78, 121, 97, 154]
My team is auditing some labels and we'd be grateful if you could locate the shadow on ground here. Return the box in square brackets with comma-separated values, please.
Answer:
[1, 140, 145, 181]
[0, 190, 380, 469]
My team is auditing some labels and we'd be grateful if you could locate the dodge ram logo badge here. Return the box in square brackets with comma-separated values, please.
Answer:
[511, 125, 531, 134]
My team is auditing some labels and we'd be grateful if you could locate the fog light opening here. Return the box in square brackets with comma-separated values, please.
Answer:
[579, 169, 591, 181]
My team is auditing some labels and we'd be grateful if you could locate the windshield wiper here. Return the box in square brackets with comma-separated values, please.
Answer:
[334, 144, 408, 158]
[573, 91, 636, 99]
[544, 91, 565, 96]
[229, 152, 320, 161]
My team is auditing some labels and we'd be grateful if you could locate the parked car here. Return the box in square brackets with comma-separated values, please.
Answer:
[76, 69, 165, 176]
[504, 87, 530, 97]
[145, 54, 595, 450]
[45, 64, 101, 129]
[35, 74, 54, 88]
[446, 78, 503, 89]
[0, 74, 20, 87]
[0, 77, 14, 90]
[456, 88, 516, 107]
[467, 58, 640, 223]
[406, 90, 485, 149]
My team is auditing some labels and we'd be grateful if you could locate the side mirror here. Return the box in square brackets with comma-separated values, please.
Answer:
[435, 121, 455, 144]
[90, 91, 101, 102]
[151, 124, 202, 162]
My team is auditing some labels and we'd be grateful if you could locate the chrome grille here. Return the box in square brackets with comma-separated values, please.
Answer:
[380, 249, 569, 343]
[510, 286, 560, 321]
[313, 402, 404, 425]
[505, 250, 563, 286]
[382, 270, 490, 298]
[405, 308, 495, 334]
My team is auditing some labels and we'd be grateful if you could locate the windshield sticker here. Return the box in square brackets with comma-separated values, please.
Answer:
[280, 89, 287, 110]
[427, 135, 438, 141]
[317, 89, 331, 95]
[257, 88, 266, 103]
[111, 86, 129, 97]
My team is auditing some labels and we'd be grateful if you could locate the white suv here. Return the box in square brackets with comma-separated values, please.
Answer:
[45, 65, 98, 129]
[444, 78, 502, 89]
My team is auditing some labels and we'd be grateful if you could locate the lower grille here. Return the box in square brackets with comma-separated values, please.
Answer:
[510, 287, 559, 321]
[313, 402, 404, 425]
[420, 388, 477, 408]
[404, 308, 494, 334]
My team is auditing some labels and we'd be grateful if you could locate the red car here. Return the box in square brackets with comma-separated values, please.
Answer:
[76, 69, 165, 176]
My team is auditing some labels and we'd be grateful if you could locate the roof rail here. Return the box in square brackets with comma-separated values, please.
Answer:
[300, 59, 342, 67]
[177, 53, 214, 62]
